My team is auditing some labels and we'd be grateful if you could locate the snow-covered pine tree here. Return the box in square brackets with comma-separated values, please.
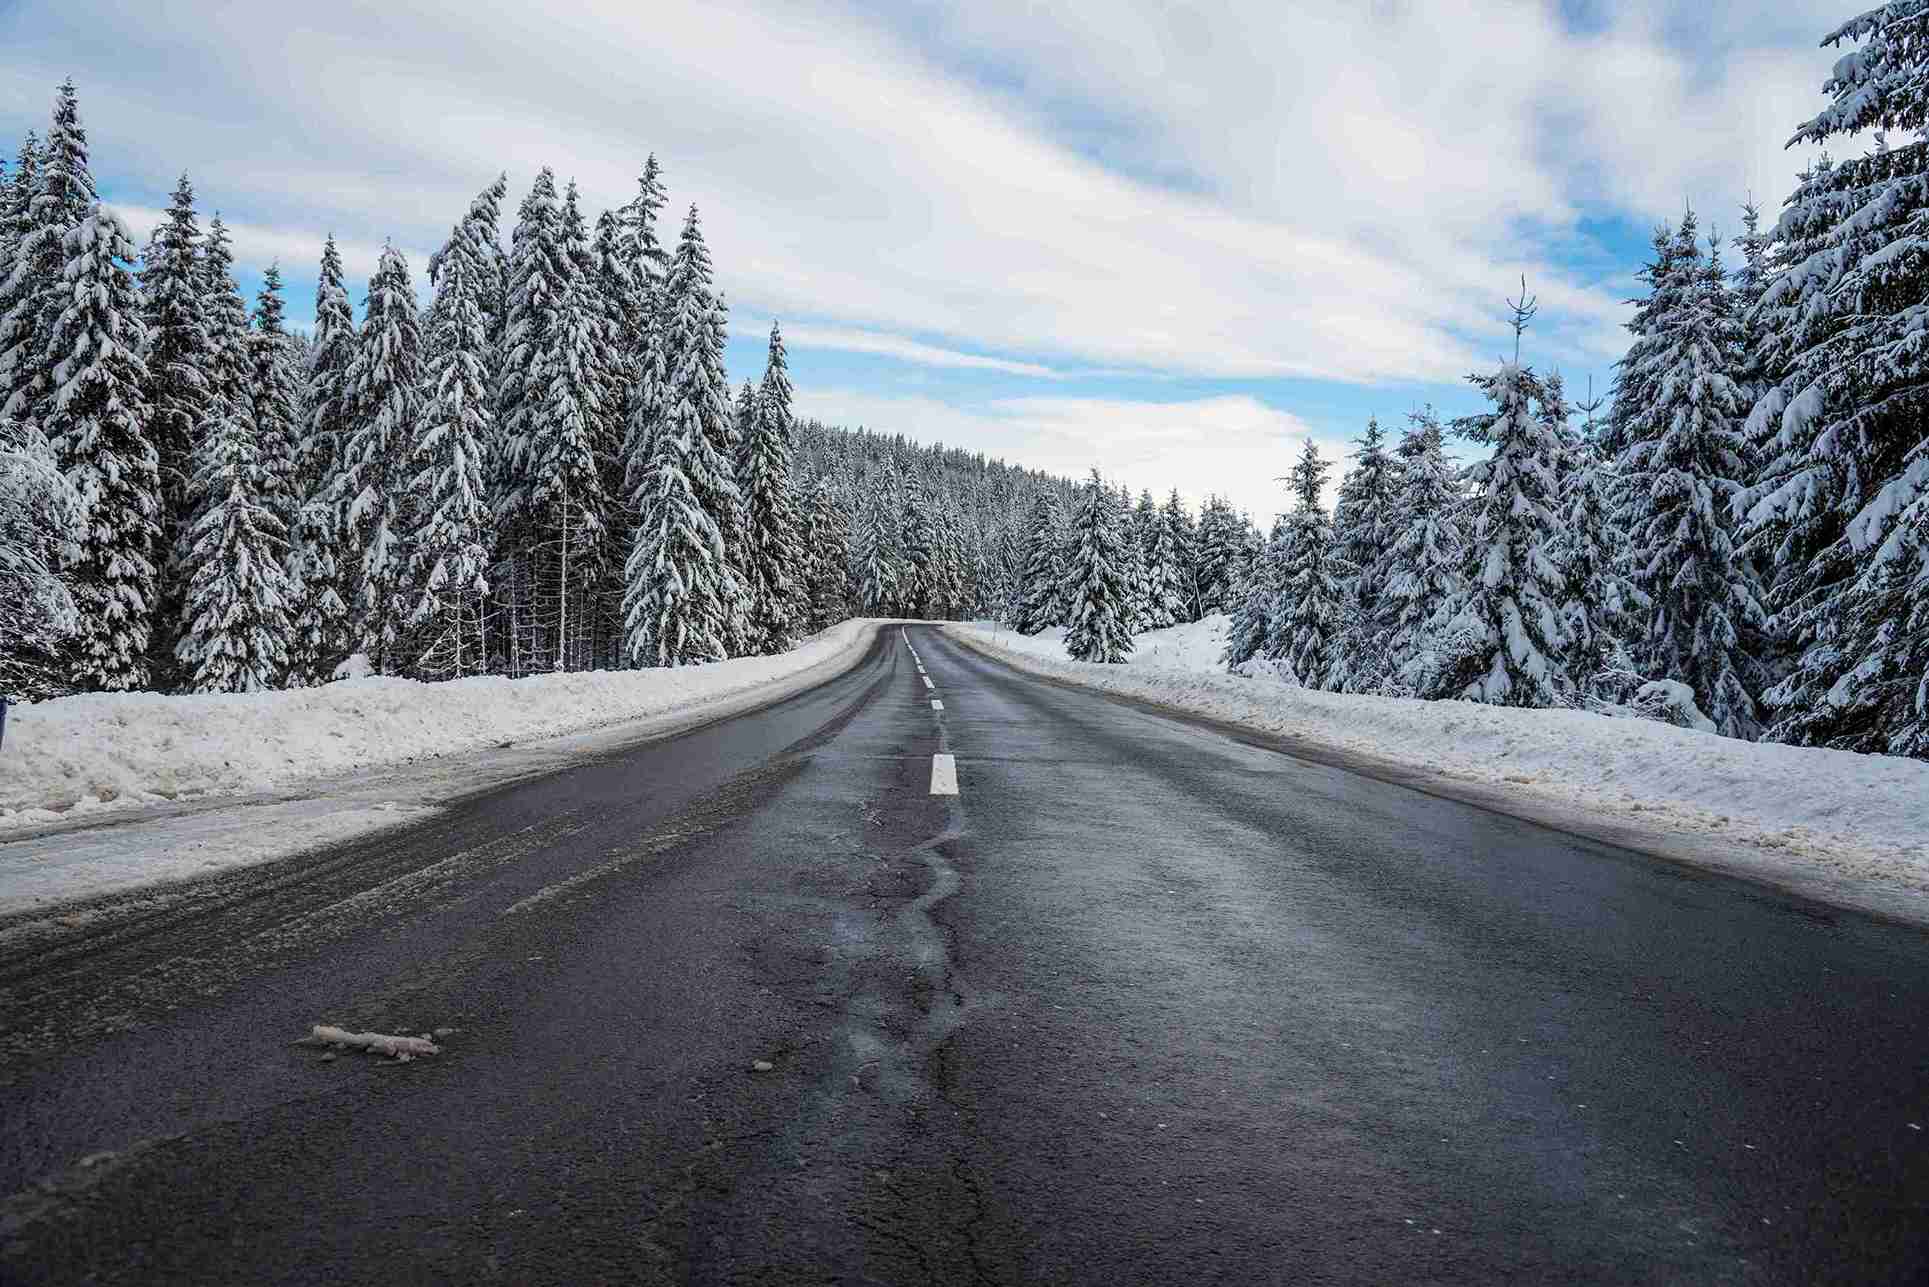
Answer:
[247, 264, 302, 539]
[1617, 220, 1768, 738]
[1739, 4, 1929, 756]
[1, 82, 97, 433]
[1267, 440, 1347, 688]
[800, 472, 852, 632]
[284, 234, 354, 685]
[1428, 345, 1569, 707]
[1193, 495, 1244, 616]
[1377, 408, 1465, 693]
[174, 380, 292, 692]
[1160, 488, 1198, 621]
[529, 180, 611, 671]
[44, 200, 160, 692]
[1556, 378, 1644, 697]
[851, 465, 902, 617]
[739, 322, 804, 652]
[0, 415, 82, 695]
[1223, 513, 1287, 670]
[1013, 487, 1065, 634]
[1134, 488, 1179, 629]
[896, 466, 938, 618]
[1604, 220, 1691, 461]
[0, 133, 38, 294]
[408, 250, 494, 679]
[620, 207, 740, 667]
[1331, 417, 1400, 689]
[138, 175, 215, 685]
[1063, 469, 1134, 663]
[336, 243, 423, 674]
[707, 289, 750, 652]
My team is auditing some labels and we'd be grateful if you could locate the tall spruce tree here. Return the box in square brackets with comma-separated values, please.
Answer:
[336, 243, 423, 673]
[1741, 4, 1929, 756]
[800, 472, 852, 632]
[0, 415, 82, 695]
[1268, 440, 1346, 688]
[1332, 417, 1400, 689]
[1428, 353, 1569, 707]
[1063, 469, 1134, 663]
[175, 219, 289, 691]
[739, 322, 804, 653]
[247, 264, 303, 537]
[1377, 409, 1465, 693]
[46, 200, 160, 691]
[408, 251, 494, 678]
[1618, 220, 1768, 738]
[1, 82, 97, 432]
[285, 234, 354, 684]
[1224, 514, 1288, 670]
[621, 207, 739, 666]
[1014, 487, 1066, 634]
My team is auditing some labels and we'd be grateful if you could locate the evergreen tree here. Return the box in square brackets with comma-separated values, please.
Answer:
[285, 234, 354, 684]
[739, 322, 804, 652]
[1224, 514, 1288, 670]
[174, 385, 291, 692]
[1377, 409, 1465, 692]
[621, 207, 739, 666]
[1740, 4, 1929, 756]
[1427, 354, 1569, 707]
[248, 263, 303, 538]
[1063, 469, 1134, 663]
[1193, 495, 1245, 615]
[1268, 441, 1346, 687]
[800, 472, 852, 631]
[1618, 220, 1769, 738]
[408, 251, 494, 678]
[1, 82, 96, 431]
[336, 244, 423, 673]
[0, 133, 39, 300]
[1014, 487, 1065, 634]
[1606, 221, 1690, 460]
[851, 464, 902, 617]
[0, 415, 82, 696]
[45, 201, 160, 691]
[1332, 417, 1400, 689]
[1161, 488, 1199, 621]
[1137, 488, 1184, 629]
[1556, 382, 1644, 696]
[139, 175, 214, 683]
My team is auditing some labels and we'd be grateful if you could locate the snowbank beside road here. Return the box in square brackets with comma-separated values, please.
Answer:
[1, 619, 882, 831]
[948, 618, 1929, 912]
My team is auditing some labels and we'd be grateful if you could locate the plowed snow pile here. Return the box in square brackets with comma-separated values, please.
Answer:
[1, 620, 879, 829]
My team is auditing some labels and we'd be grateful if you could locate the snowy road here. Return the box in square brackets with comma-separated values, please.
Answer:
[2, 627, 1927, 1283]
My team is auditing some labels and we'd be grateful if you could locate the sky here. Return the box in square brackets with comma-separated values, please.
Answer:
[0, 0, 1853, 522]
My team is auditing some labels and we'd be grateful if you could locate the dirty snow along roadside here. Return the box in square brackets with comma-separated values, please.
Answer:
[945, 618, 1929, 917]
[0, 619, 882, 833]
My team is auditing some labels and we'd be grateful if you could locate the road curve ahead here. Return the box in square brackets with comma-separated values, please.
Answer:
[2, 624, 1926, 1284]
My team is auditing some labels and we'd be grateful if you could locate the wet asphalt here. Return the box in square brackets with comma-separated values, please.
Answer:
[0, 624, 1926, 1284]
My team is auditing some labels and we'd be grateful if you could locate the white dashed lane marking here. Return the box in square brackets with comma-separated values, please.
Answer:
[931, 699, 944, 711]
[922, 675, 934, 689]
[929, 754, 959, 795]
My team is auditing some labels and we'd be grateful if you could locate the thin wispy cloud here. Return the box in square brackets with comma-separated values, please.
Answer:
[0, 0, 1849, 516]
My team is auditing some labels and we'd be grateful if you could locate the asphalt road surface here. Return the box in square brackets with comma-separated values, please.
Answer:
[2, 626, 1926, 1284]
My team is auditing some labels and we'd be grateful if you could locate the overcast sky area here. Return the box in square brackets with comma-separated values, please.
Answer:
[0, 0, 1855, 521]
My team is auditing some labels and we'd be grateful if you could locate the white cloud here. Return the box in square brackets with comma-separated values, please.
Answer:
[0, 0, 1858, 434]
[737, 319, 1065, 378]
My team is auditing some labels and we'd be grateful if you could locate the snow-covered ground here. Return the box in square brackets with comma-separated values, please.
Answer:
[948, 617, 1929, 921]
[0, 620, 884, 912]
